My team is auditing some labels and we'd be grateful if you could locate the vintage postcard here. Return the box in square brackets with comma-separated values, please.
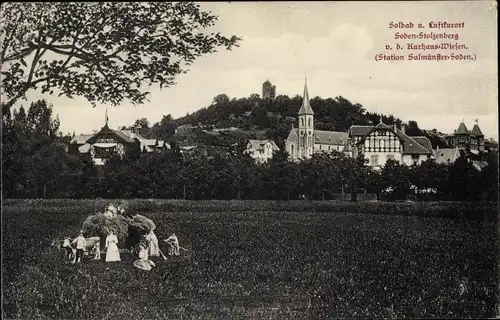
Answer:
[2, 1, 498, 319]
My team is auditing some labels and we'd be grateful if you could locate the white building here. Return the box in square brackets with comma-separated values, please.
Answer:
[245, 139, 280, 163]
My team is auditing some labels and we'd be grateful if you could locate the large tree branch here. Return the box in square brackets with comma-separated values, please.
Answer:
[0, 9, 24, 63]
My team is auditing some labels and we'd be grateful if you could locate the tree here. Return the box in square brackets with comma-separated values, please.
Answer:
[133, 118, 150, 129]
[447, 150, 481, 201]
[379, 159, 412, 201]
[1, 2, 241, 112]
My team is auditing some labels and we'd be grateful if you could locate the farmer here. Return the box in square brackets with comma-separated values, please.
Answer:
[71, 230, 87, 263]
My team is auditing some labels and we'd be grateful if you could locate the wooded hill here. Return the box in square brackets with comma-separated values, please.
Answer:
[155, 93, 450, 149]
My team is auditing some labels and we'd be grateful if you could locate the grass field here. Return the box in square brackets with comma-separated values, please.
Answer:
[2, 199, 499, 319]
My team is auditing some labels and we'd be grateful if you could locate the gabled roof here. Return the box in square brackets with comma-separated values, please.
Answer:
[71, 134, 94, 144]
[393, 128, 432, 155]
[411, 136, 433, 153]
[353, 123, 432, 155]
[314, 130, 348, 145]
[455, 122, 469, 135]
[435, 148, 459, 164]
[349, 125, 373, 137]
[247, 139, 280, 151]
[86, 125, 135, 144]
[111, 129, 136, 143]
[374, 121, 393, 130]
[79, 144, 91, 153]
[287, 126, 298, 141]
[471, 124, 484, 137]
[298, 79, 314, 115]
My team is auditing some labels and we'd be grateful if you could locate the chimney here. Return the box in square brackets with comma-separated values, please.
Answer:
[401, 123, 406, 134]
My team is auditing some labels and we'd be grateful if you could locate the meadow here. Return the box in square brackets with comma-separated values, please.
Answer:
[2, 199, 499, 319]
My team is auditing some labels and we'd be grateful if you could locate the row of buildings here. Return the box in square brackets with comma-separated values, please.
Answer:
[71, 79, 488, 170]
[246, 79, 487, 169]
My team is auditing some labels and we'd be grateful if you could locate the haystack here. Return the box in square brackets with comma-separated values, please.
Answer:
[81, 214, 130, 248]
[126, 214, 156, 249]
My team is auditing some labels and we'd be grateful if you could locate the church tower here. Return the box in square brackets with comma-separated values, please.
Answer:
[297, 77, 314, 158]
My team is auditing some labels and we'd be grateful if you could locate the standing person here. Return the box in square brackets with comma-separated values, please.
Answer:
[147, 230, 160, 258]
[104, 230, 121, 262]
[71, 230, 87, 264]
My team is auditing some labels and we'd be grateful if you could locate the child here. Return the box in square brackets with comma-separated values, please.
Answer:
[71, 230, 87, 263]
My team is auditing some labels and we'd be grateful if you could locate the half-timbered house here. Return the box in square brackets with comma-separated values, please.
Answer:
[348, 122, 434, 169]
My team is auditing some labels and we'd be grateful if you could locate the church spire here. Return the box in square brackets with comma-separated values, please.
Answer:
[104, 108, 109, 128]
[298, 76, 314, 115]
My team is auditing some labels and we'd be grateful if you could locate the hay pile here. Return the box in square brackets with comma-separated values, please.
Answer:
[81, 203, 156, 249]
[82, 214, 130, 245]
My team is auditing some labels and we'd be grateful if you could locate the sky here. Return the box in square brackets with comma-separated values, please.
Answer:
[21, 1, 498, 139]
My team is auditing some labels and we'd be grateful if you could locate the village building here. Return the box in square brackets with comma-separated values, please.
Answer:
[285, 79, 434, 168]
[434, 146, 460, 165]
[348, 122, 434, 168]
[245, 139, 280, 163]
[70, 119, 170, 165]
[445, 120, 485, 152]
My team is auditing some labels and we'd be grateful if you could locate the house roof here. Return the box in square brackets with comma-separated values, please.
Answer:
[349, 125, 373, 137]
[298, 79, 314, 115]
[286, 127, 298, 141]
[374, 121, 393, 130]
[353, 123, 432, 155]
[79, 144, 91, 153]
[314, 130, 348, 145]
[247, 139, 280, 151]
[411, 136, 433, 153]
[71, 134, 94, 144]
[111, 129, 136, 143]
[471, 124, 484, 137]
[393, 128, 432, 155]
[455, 122, 469, 135]
[435, 148, 459, 164]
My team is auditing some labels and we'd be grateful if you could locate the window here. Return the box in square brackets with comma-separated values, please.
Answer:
[379, 140, 385, 148]
[308, 118, 311, 126]
[364, 140, 369, 148]
[370, 155, 379, 166]
[301, 118, 304, 126]
[290, 144, 294, 155]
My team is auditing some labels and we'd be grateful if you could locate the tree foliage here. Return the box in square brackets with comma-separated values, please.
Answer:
[1, 2, 241, 111]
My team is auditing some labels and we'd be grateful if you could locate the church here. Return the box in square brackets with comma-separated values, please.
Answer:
[285, 79, 349, 160]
